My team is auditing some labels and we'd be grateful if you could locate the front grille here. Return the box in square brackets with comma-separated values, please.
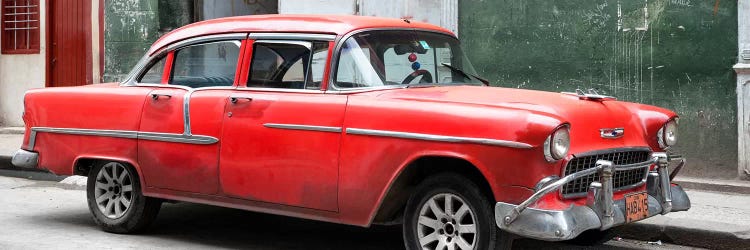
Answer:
[562, 149, 652, 198]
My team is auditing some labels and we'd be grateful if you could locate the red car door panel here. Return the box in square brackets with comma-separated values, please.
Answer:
[219, 92, 346, 212]
[138, 88, 226, 194]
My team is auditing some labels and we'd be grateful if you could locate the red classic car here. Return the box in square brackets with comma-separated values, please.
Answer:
[12, 15, 689, 249]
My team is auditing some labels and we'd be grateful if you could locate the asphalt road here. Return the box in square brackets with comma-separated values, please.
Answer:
[0, 175, 703, 250]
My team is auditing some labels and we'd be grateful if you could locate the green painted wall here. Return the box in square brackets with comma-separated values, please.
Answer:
[103, 0, 161, 82]
[102, 0, 275, 82]
[459, 0, 738, 178]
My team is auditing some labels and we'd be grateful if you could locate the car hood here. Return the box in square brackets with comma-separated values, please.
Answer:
[368, 85, 666, 150]
[371, 85, 629, 120]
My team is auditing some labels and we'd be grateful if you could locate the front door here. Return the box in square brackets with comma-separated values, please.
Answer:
[219, 40, 344, 212]
[48, 0, 92, 87]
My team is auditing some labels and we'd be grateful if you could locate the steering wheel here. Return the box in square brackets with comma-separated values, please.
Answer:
[401, 70, 433, 85]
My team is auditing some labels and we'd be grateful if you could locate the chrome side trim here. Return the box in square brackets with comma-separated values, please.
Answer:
[121, 85, 236, 139]
[27, 129, 37, 151]
[249, 33, 336, 41]
[32, 127, 138, 139]
[137, 132, 218, 144]
[264, 123, 342, 133]
[345, 128, 532, 149]
[184, 88, 195, 136]
[27, 127, 218, 150]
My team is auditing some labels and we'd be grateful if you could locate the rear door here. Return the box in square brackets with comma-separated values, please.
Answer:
[219, 39, 345, 212]
[138, 38, 244, 194]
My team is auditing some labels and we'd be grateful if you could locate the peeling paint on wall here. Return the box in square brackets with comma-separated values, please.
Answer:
[460, 0, 738, 178]
[103, 0, 160, 82]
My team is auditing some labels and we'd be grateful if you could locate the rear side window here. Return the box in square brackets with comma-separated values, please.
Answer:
[248, 41, 328, 90]
[171, 40, 241, 88]
[138, 56, 166, 83]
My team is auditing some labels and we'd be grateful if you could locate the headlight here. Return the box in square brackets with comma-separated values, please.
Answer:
[657, 119, 678, 149]
[544, 125, 570, 162]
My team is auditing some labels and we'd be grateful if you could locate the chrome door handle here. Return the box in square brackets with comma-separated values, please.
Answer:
[230, 96, 253, 104]
[151, 93, 172, 100]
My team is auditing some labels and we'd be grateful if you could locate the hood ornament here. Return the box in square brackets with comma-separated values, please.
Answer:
[600, 128, 624, 139]
[562, 89, 616, 101]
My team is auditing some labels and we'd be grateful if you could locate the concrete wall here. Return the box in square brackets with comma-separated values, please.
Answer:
[459, 0, 739, 179]
[0, 1, 47, 127]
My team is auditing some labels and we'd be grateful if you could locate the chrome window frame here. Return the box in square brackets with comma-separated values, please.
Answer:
[122, 33, 249, 86]
[248, 33, 336, 41]
[169, 40, 243, 87]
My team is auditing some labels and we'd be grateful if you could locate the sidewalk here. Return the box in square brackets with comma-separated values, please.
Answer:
[617, 189, 750, 250]
[0, 128, 748, 249]
[0, 129, 23, 170]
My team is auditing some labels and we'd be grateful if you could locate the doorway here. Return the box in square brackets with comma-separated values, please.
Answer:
[46, 0, 92, 87]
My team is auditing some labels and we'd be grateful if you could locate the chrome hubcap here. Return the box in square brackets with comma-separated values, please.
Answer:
[417, 193, 477, 250]
[94, 162, 133, 219]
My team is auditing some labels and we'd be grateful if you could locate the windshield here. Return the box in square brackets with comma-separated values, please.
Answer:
[334, 30, 481, 88]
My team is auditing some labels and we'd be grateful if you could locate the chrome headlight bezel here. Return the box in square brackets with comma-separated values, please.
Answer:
[544, 125, 571, 162]
[657, 118, 678, 149]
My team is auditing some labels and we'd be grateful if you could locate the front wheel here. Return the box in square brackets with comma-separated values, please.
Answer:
[403, 173, 512, 250]
[86, 161, 161, 233]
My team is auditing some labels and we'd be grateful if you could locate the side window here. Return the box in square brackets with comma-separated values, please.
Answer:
[171, 40, 241, 88]
[248, 41, 328, 89]
[138, 56, 167, 83]
[335, 39, 384, 88]
[309, 42, 330, 87]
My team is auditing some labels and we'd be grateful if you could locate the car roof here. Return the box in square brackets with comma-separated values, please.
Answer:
[148, 14, 455, 55]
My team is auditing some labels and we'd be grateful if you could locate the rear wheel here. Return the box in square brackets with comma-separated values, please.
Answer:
[403, 173, 513, 250]
[86, 161, 161, 233]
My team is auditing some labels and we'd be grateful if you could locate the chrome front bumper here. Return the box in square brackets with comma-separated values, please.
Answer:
[494, 152, 689, 241]
[11, 149, 39, 169]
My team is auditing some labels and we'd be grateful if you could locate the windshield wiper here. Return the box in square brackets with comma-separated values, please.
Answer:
[441, 63, 490, 86]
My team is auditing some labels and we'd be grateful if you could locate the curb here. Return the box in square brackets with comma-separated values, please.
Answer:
[0, 127, 24, 134]
[675, 178, 750, 195]
[0, 156, 66, 182]
[615, 217, 750, 250]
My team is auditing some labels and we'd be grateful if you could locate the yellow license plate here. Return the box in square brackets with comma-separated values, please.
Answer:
[625, 192, 649, 223]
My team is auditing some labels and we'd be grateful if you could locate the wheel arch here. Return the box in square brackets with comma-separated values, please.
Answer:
[370, 154, 497, 225]
[73, 155, 145, 185]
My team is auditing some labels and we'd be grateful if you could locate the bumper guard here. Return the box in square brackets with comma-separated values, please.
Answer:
[494, 152, 689, 241]
[11, 149, 39, 169]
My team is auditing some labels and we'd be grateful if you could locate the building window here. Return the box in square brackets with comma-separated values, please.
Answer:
[1, 0, 40, 54]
